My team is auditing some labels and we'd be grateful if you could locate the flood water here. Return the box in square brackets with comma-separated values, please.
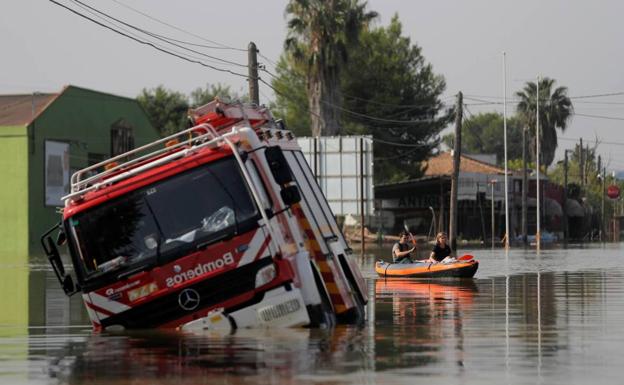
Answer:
[2, 244, 624, 384]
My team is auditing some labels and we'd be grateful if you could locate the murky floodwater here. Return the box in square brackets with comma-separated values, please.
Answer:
[2, 244, 624, 384]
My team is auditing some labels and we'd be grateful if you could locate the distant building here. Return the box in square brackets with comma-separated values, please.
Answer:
[375, 151, 571, 243]
[375, 151, 507, 240]
[0, 85, 159, 256]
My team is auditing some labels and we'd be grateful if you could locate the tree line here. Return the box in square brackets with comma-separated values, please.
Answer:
[137, 0, 574, 184]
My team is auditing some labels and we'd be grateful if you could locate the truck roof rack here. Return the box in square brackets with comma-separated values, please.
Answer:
[64, 124, 234, 203]
[64, 100, 277, 204]
[189, 99, 276, 132]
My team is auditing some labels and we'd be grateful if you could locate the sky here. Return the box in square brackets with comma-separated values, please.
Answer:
[2, 0, 624, 171]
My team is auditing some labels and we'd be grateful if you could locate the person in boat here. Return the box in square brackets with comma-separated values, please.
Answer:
[426, 232, 455, 263]
[392, 231, 416, 264]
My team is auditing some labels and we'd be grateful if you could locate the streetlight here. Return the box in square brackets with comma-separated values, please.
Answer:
[502, 52, 510, 250]
[536, 75, 541, 251]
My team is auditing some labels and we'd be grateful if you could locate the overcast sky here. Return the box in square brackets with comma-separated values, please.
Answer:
[2, 0, 624, 170]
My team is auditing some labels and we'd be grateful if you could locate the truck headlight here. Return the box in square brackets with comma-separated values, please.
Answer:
[255, 264, 276, 288]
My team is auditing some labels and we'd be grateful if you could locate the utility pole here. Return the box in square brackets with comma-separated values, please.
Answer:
[502, 52, 510, 249]
[586, 143, 590, 185]
[563, 150, 569, 244]
[489, 180, 497, 248]
[449, 92, 463, 252]
[598, 155, 602, 241]
[579, 137, 584, 186]
[536, 76, 541, 251]
[602, 166, 606, 242]
[360, 137, 366, 257]
[248, 42, 259, 105]
[522, 126, 528, 245]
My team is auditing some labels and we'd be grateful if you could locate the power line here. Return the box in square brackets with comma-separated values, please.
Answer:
[69, 0, 247, 68]
[261, 78, 445, 125]
[107, 0, 246, 51]
[570, 91, 624, 100]
[342, 93, 449, 110]
[370, 137, 435, 148]
[54, 0, 453, 128]
[375, 145, 424, 161]
[49, 0, 249, 79]
[557, 136, 624, 147]
[574, 112, 624, 121]
[257, 52, 279, 68]
[465, 91, 624, 102]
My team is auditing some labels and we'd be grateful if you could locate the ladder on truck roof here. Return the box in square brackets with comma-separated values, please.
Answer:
[63, 124, 236, 203]
[189, 99, 277, 133]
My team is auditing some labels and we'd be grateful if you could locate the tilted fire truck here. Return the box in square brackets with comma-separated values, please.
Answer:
[41, 100, 367, 332]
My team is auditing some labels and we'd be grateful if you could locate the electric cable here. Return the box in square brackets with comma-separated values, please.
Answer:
[49, 0, 250, 79]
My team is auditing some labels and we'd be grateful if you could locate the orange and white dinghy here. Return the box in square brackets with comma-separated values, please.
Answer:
[375, 255, 478, 278]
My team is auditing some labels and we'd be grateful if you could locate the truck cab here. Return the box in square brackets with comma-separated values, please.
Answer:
[42, 100, 367, 331]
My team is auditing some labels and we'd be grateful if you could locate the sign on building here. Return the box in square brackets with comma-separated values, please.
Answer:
[45, 140, 70, 207]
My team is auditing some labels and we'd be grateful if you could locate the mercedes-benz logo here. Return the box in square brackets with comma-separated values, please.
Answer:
[178, 288, 200, 311]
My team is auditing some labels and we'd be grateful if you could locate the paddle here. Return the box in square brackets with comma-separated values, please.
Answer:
[403, 223, 417, 247]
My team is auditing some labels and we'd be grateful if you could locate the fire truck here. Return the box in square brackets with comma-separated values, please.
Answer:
[41, 100, 367, 332]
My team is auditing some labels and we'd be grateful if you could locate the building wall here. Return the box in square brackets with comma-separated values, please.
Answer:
[0, 125, 29, 256]
[27, 86, 159, 255]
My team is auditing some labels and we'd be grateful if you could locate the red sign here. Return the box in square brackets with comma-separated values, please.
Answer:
[607, 185, 620, 199]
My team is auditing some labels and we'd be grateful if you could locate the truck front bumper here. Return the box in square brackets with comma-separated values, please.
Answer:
[180, 286, 309, 332]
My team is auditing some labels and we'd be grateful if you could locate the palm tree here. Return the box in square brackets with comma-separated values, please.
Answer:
[515, 77, 574, 169]
[285, 0, 377, 136]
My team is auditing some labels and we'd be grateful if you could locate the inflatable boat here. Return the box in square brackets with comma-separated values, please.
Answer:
[375, 257, 478, 278]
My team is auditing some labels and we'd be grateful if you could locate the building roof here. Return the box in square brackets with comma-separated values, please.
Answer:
[423, 151, 507, 176]
[0, 85, 140, 127]
[0, 93, 58, 126]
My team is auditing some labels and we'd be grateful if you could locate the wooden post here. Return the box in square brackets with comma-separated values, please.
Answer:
[247, 42, 259, 105]
[602, 166, 606, 242]
[449, 92, 463, 251]
[563, 150, 569, 243]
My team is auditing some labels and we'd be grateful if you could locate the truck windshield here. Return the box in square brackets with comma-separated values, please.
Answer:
[68, 157, 258, 280]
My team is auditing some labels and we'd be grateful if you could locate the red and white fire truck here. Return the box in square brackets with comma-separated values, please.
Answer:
[41, 100, 367, 332]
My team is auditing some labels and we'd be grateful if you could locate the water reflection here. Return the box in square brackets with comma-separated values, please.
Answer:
[1, 246, 624, 384]
[41, 327, 377, 385]
[374, 279, 477, 372]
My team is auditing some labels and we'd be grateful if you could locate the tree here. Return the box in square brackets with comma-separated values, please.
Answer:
[284, 0, 377, 136]
[341, 15, 450, 182]
[189, 83, 241, 107]
[137, 86, 189, 137]
[273, 14, 449, 182]
[137, 84, 237, 137]
[515, 77, 573, 169]
[270, 55, 311, 137]
[442, 112, 523, 165]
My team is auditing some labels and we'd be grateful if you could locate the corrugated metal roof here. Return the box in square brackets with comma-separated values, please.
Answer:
[423, 151, 507, 176]
[0, 93, 58, 126]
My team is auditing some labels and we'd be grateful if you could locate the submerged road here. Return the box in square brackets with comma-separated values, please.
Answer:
[1, 244, 623, 384]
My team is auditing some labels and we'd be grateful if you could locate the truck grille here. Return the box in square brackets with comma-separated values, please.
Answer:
[100, 258, 272, 329]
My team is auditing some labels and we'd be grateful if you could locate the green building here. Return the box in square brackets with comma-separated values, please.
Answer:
[0, 85, 159, 257]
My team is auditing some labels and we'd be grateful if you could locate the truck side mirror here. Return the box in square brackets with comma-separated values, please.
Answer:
[56, 230, 67, 246]
[41, 225, 79, 296]
[264, 146, 293, 185]
[45, 237, 66, 277]
[280, 185, 301, 206]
